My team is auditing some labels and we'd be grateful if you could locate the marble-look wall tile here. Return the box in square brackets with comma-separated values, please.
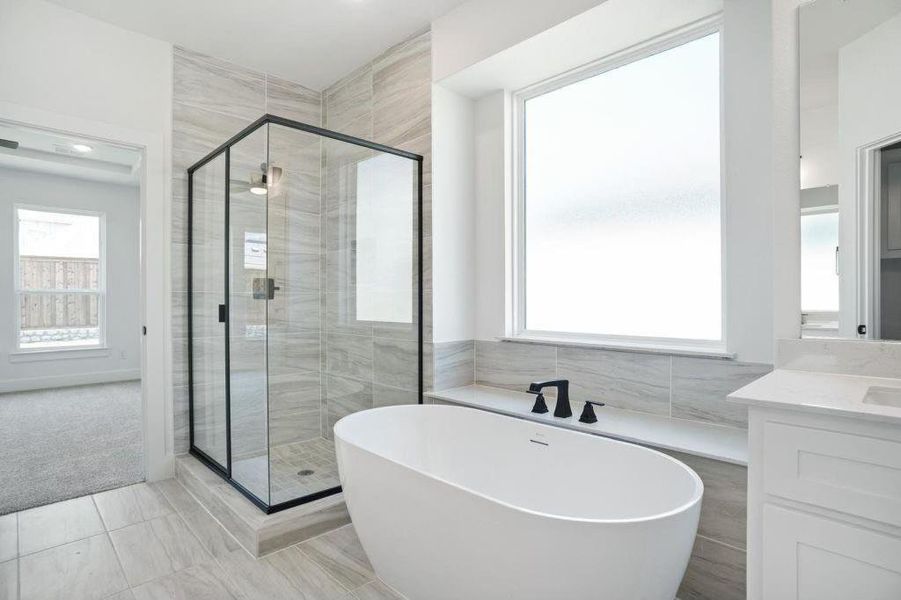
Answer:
[557, 347, 670, 416]
[777, 337, 901, 378]
[326, 333, 373, 382]
[326, 375, 372, 430]
[372, 31, 431, 147]
[173, 47, 265, 120]
[666, 451, 747, 549]
[671, 358, 771, 428]
[373, 338, 419, 392]
[433, 340, 474, 390]
[325, 64, 373, 137]
[678, 536, 746, 600]
[474, 340, 556, 392]
[265, 74, 322, 125]
[373, 384, 418, 407]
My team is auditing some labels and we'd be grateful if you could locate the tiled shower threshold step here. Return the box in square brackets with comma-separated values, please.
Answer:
[175, 454, 350, 557]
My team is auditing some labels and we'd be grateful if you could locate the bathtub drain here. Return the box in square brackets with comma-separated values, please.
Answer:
[297, 469, 315, 477]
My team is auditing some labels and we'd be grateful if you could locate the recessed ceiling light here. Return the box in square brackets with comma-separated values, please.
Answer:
[71, 143, 93, 153]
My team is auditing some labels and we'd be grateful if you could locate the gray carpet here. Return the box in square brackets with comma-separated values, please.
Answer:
[0, 380, 143, 515]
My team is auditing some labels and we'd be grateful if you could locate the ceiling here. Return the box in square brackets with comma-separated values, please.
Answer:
[0, 122, 142, 186]
[800, 0, 901, 110]
[45, 0, 470, 90]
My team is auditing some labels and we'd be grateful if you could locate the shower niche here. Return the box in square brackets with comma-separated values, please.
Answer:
[188, 115, 423, 513]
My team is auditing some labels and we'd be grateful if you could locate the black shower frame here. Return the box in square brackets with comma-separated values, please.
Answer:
[187, 113, 424, 514]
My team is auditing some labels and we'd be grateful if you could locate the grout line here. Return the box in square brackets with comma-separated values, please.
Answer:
[695, 533, 747, 553]
[92, 495, 132, 595]
[669, 355, 673, 418]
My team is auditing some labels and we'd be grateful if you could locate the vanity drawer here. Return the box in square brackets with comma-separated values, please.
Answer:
[763, 420, 901, 526]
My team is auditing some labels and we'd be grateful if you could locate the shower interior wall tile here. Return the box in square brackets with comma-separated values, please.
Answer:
[171, 45, 323, 455]
[320, 29, 433, 428]
[372, 31, 432, 147]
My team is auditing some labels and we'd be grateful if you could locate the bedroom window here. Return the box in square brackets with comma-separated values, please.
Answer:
[15, 207, 105, 350]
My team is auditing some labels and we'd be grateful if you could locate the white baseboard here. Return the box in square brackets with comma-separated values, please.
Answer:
[0, 369, 141, 393]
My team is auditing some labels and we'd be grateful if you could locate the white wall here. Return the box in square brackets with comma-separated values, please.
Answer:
[0, 0, 174, 478]
[0, 167, 141, 391]
[431, 85, 477, 342]
[837, 12, 901, 336]
[473, 91, 511, 342]
[431, 0, 605, 82]
[0, 0, 172, 134]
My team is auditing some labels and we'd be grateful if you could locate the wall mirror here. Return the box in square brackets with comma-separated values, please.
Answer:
[799, 0, 901, 340]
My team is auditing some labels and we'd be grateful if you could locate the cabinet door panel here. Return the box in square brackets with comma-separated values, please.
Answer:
[763, 505, 901, 600]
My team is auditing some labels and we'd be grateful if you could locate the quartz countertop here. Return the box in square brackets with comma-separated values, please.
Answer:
[425, 385, 748, 466]
[727, 368, 901, 424]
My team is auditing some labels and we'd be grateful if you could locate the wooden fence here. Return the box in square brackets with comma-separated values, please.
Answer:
[19, 256, 99, 329]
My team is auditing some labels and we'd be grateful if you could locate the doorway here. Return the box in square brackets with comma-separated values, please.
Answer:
[0, 121, 144, 513]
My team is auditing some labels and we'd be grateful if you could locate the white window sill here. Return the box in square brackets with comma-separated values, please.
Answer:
[499, 335, 735, 359]
[9, 347, 110, 363]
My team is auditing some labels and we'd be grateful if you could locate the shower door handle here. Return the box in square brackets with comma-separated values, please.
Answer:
[218, 304, 227, 323]
[252, 278, 280, 300]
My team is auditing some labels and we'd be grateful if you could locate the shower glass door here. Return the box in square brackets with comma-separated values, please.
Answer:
[189, 115, 422, 513]
[228, 126, 271, 504]
[189, 153, 228, 470]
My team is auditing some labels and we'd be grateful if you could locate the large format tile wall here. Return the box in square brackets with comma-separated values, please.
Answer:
[431, 338, 768, 600]
[172, 31, 434, 454]
[320, 31, 433, 437]
[171, 47, 323, 455]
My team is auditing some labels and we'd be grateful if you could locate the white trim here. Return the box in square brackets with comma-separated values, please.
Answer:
[0, 369, 140, 393]
[497, 335, 735, 360]
[854, 130, 901, 340]
[0, 100, 173, 482]
[510, 17, 726, 352]
[9, 347, 110, 362]
[13, 203, 108, 351]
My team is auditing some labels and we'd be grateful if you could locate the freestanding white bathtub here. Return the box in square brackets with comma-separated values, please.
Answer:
[335, 404, 703, 600]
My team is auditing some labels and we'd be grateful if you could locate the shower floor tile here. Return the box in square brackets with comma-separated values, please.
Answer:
[230, 437, 341, 507]
[270, 437, 341, 506]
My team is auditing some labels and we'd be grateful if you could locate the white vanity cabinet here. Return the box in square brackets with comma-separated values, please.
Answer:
[730, 371, 901, 600]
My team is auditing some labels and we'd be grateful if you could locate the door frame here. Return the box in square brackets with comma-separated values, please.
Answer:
[0, 100, 174, 481]
[856, 130, 901, 340]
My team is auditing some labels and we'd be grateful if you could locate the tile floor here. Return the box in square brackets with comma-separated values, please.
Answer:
[0, 480, 402, 600]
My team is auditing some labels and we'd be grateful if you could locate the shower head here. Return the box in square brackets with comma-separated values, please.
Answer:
[248, 162, 284, 195]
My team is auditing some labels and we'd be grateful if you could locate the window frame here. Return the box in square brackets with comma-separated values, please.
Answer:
[13, 203, 108, 353]
[510, 17, 727, 354]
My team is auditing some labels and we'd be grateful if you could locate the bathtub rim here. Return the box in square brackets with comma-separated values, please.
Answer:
[334, 403, 704, 525]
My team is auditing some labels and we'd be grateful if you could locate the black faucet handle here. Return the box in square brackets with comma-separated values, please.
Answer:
[578, 400, 606, 424]
[526, 389, 549, 414]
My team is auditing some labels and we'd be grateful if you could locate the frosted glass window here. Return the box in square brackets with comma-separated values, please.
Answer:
[800, 211, 839, 313]
[355, 153, 414, 323]
[522, 33, 722, 341]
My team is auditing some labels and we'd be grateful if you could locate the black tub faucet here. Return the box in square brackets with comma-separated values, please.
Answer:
[528, 380, 572, 418]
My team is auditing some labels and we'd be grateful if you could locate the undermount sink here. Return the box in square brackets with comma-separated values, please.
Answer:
[862, 386, 901, 409]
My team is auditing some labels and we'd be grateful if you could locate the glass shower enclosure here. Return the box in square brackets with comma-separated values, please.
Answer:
[188, 115, 423, 513]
